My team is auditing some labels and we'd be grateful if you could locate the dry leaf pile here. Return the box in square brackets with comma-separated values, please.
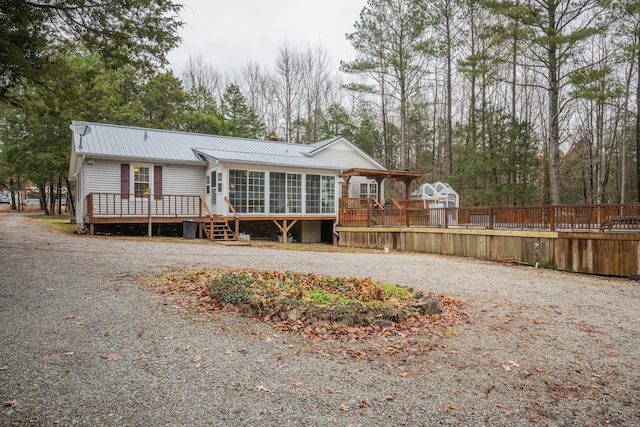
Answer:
[140, 267, 470, 361]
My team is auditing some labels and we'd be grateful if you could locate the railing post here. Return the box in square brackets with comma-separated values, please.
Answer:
[444, 207, 449, 228]
[147, 192, 152, 237]
[549, 206, 555, 231]
[488, 207, 494, 229]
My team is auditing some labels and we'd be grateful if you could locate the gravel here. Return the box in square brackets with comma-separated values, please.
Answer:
[1, 213, 639, 426]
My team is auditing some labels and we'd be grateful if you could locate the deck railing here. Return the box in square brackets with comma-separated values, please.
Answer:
[86, 193, 208, 219]
[338, 201, 640, 232]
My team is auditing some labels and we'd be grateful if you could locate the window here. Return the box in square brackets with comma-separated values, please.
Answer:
[270, 172, 301, 214]
[229, 170, 247, 213]
[270, 172, 286, 213]
[359, 182, 377, 199]
[306, 175, 320, 213]
[206, 175, 210, 194]
[287, 173, 302, 213]
[306, 175, 335, 214]
[217, 172, 222, 192]
[210, 172, 216, 207]
[229, 169, 264, 214]
[133, 166, 150, 197]
[247, 171, 265, 213]
[321, 176, 335, 214]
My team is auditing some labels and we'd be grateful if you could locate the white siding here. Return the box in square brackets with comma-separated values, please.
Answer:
[163, 164, 206, 196]
[311, 139, 381, 170]
[78, 160, 122, 226]
[84, 160, 122, 194]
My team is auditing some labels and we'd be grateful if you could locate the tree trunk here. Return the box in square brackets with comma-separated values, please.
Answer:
[39, 182, 50, 216]
[445, 14, 453, 175]
[66, 177, 76, 216]
[547, 5, 561, 205]
[636, 45, 640, 202]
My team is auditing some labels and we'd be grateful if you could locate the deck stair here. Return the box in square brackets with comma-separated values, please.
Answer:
[202, 217, 235, 241]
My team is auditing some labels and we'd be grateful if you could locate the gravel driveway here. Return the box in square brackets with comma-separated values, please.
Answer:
[1, 213, 639, 426]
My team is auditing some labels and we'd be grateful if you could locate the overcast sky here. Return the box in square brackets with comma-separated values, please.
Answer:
[166, 0, 367, 78]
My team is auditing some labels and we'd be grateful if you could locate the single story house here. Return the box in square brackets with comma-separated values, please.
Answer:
[68, 122, 419, 243]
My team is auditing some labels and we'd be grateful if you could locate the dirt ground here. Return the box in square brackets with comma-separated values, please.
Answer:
[1, 212, 639, 426]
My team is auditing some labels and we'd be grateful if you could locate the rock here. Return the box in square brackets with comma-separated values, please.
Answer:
[373, 319, 394, 327]
[287, 307, 303, 322]
[385, 307, 406, 322]
[412, 296, 443, 315]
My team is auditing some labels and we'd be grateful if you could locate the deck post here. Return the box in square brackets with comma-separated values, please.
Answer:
[87, 193, 94, 235]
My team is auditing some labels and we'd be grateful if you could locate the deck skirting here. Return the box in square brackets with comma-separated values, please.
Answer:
[336, 226, 640, 278]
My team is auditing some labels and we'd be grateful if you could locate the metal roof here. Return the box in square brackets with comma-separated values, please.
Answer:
[70, 122, 332, 166]
[194, 149, 339, 170]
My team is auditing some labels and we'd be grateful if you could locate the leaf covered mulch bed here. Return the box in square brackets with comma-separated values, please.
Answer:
[140, 267, 471, 361]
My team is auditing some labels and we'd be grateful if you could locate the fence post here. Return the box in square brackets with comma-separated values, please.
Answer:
[549, 206, 555, 231]
[444, 207, 449, 228]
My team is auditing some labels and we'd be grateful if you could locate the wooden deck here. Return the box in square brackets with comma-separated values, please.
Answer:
[84, 193, 237, 240]
[336, 201, 640, 277]
[339, 200, 640, 233]
[84, 193, 336, 242]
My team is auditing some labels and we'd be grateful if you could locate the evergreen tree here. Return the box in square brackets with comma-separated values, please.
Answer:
[220, 84, 266, 139]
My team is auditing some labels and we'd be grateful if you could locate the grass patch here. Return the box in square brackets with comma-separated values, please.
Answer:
[28, 214, 77, 234]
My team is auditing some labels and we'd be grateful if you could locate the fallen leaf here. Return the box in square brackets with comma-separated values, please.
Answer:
[384, 395, 394, 401]
[192, 354, 202, 363]
[139, 355, 150, 362]
[340, 402, 349, 412]
[584, 421, 596, 427]
[508, 360, 520, 367]
[0, 365, 9, 371]
[63, 315, 82, 320]
[534, 367, 545, 372]
[359, 400, 367, 409]
[293, 380, 303, 387]
[101, 354, 121, 361]
[2, 399, 19, 408]
[327, 387, 341, 394]
[399, 371, 411, 377]
[442, 402, 459, 412]
[64, 352, 75, 356]
[502, 364, 512, 371]
[255, 385, 271, 392]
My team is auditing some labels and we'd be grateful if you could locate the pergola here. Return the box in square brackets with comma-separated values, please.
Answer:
[341, 168, 423, 204]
